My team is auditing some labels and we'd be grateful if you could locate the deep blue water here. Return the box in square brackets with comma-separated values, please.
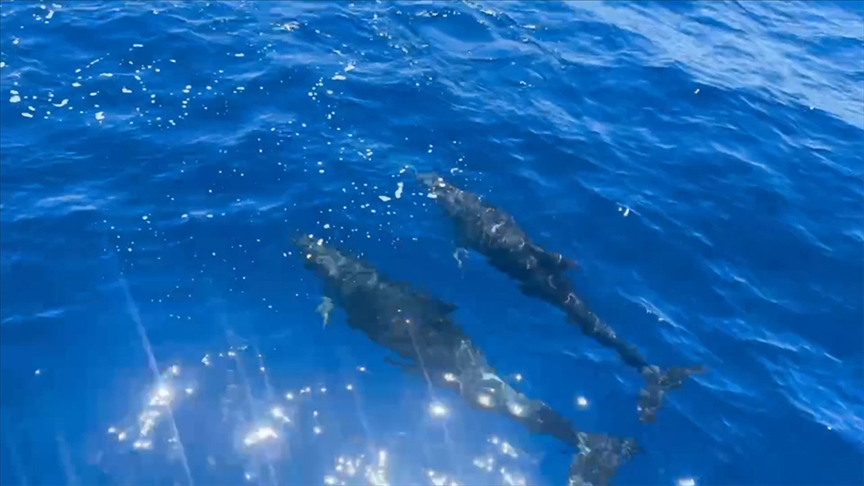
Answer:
[1, 1, 863, 485]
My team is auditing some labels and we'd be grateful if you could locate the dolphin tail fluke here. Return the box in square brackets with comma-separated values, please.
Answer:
[637, 365, 707, 423]
[568, 432, 640, 486]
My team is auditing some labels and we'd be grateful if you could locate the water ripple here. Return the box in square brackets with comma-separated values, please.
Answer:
[1, 2, 862, 485]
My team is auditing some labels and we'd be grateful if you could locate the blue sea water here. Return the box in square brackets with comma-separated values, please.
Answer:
[1, 1, 863, 485]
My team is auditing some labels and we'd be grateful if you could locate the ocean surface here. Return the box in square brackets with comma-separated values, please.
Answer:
[1, 1, 863, 485]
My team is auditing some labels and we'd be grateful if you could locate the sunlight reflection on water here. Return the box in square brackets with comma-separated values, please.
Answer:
[101, 344, 539, 486]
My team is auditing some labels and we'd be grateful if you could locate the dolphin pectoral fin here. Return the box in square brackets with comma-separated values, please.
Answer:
[316, 296, 334, 329]
[569, 433, 641, 486]
[452, 227, 473, 268]
[453, 247, 469, 269]
[637, 364, 708, 423]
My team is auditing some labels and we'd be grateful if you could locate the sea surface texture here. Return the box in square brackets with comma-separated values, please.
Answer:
[1, 2, 862, 486]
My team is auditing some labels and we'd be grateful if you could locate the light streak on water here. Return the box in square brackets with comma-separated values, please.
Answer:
[100, 341, 557, 486]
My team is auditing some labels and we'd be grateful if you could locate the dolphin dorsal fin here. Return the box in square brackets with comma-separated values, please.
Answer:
[416, 289, 458, 316]
[391, 282, 458, 316]
[428, 296, 458, 315]
[531, 244, 578, 271]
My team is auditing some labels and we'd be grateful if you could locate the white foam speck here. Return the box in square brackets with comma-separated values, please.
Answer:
[345, 62, 355, 72]
[122, 87, 132, 94]
[378, 195, 392, 202]
[9, 95, 20, 103]
[99, 73, 113, 78]
[426, 193, 438, 199]
[395, 182, 404, 199]
[72, 82, 81, 87]
[234, 53, 245, 57]
[323, 224, 331, 229]
[0, 62, 6, 68]
[276, 22, 299, 31]
[133, 44, 143, 48]
[332, 74, 346, 81]
[95, 111, 105, 121]
[21, 112, 33, 118]
[52, 99, 68, 107]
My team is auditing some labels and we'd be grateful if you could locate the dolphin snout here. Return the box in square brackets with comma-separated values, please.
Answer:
[293, 234, 323, 253]
[292, 234, 313, 248]
[417, 172, 443, 188]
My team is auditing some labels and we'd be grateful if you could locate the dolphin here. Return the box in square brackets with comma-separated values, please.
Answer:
[417, 172, 706, 423]
[293, 234, 639, 486]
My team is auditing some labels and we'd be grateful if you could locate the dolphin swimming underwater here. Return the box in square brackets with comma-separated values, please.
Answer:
[416, 172, 706, 423]
[293, 234, 639, 486]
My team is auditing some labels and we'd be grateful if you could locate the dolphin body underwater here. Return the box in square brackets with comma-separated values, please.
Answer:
[416, 172, 706, 423]
[294, 234, 639, 486]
